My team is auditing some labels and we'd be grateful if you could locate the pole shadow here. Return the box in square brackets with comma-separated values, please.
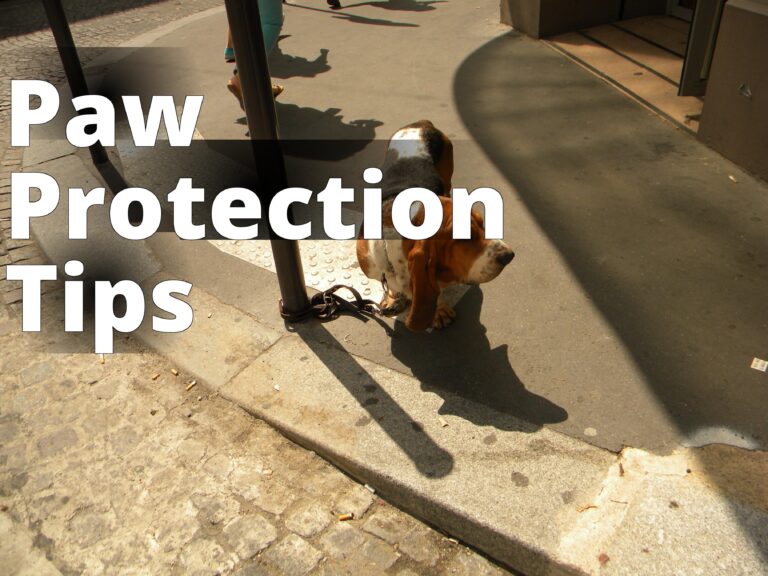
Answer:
[292, 323, 455, 478]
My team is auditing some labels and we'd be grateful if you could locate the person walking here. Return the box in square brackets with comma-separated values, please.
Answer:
[226, 0, 285, 108]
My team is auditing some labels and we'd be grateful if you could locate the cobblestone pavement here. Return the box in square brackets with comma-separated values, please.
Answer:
[0, 0, 222, 147]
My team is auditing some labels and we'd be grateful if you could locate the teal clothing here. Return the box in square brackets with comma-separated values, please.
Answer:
[227, 0, 283, 64]
[258, 0, 284, 55]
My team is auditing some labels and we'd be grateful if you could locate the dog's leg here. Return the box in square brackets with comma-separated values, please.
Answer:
[432, 293, 456, 329]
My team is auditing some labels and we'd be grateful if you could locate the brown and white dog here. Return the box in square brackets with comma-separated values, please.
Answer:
[356, 120, 515, 332]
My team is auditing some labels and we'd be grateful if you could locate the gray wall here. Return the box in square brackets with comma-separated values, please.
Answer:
[698, 0, 768, 182]
[501, 0, 666, 38]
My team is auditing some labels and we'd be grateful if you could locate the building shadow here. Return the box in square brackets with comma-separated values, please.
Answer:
[454, 30, 768, 562]
[390, 286, 568, 430]
[454, 30, 768, 452]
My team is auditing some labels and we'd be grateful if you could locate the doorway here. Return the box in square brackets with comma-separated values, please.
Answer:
[677, 0, 725, 96]
[666, 0, 696, 22]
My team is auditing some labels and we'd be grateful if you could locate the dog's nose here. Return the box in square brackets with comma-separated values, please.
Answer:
[497, 251, 515, 266]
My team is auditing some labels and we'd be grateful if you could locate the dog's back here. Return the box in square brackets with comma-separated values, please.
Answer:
[380, 120, 453, 199]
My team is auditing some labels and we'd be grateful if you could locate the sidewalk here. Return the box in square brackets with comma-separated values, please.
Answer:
[3, 0, 768, 574]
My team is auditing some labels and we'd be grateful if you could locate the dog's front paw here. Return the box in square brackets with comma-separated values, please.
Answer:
[380, 292, 409, 317]
[432, 303, 456, 329]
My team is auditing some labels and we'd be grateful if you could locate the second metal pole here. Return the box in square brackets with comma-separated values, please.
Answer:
[41, 0, 109, 166]
[224, 0, 310, 317]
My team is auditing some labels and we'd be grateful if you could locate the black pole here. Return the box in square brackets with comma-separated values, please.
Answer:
[224, 0, 310, 317]
[41, 0, 109, 165]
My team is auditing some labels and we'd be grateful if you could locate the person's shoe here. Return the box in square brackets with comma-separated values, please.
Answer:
[327, 0, 341, 8]
[228, 77, 284, 109]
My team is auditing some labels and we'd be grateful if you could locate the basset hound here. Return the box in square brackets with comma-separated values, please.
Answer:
[356, 120, 515, 332]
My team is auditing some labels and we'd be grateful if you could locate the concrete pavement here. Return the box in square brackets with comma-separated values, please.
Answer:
[3, 0, 768, 574]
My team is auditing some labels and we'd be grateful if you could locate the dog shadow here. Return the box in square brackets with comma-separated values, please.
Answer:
[390, 286, 568, 431]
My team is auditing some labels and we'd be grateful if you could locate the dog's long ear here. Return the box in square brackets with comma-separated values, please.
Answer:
[406, 243, 440, 332]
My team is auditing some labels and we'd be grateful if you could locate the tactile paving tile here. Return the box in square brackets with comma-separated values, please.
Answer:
[211, 238, 385, 303]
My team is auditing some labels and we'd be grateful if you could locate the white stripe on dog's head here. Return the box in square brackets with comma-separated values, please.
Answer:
[390, 127, 429, 159]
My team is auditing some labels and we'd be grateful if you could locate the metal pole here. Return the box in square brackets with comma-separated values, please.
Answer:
[41, 0, 109, 165]
[224, 0, 310, 317]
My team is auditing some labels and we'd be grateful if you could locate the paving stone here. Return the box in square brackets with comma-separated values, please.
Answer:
[1, 288, 22, 305]
[179, 538, 235, 576]
[109, 425, 141, 456]
[10, 388, 45, 415]
[18, 360, 55, 386]
[333, 485, 374, 520]
[443, 551, 506, 576]
[77, 364, 104, 386]
[319, 522, 367, 560]
[354, 537, 400, 572]
[69, 509, 116, 548]
[233, 564, 270, 576]
[151, 505, 200, 556]
[191, 492, 241, 527]
[362, 506, 414, 544]
[0, 317, 15, 337]
[203, 452, 234, 481]
[7, 244, 40, 262]
[0, 512, 60, 576]
[285, 501, 332, 538]
[80, 408, 118, 436]
[177, 437, 208, 466]
[398, 526, 440, 566]
[45, 378, 77, 402]
[0, 443, 27, 471]
[222, 515, 277, 560]
[23, 470, 54, 494]
[23, 407, 63, 430]
[263, 534, 323, 576]
[230, 474, 297, 516]
[0, 418, 19, 444]
[91, 378, 118, 400]
[36, 427, 78, 458]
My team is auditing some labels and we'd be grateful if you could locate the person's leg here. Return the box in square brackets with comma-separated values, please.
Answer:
[258, 0, 284, 55]
[224, 29, 235, 62]
[227, 0, 285, 108]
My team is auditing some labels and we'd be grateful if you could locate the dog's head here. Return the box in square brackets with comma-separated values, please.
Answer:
[404, 197, 514, 331]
